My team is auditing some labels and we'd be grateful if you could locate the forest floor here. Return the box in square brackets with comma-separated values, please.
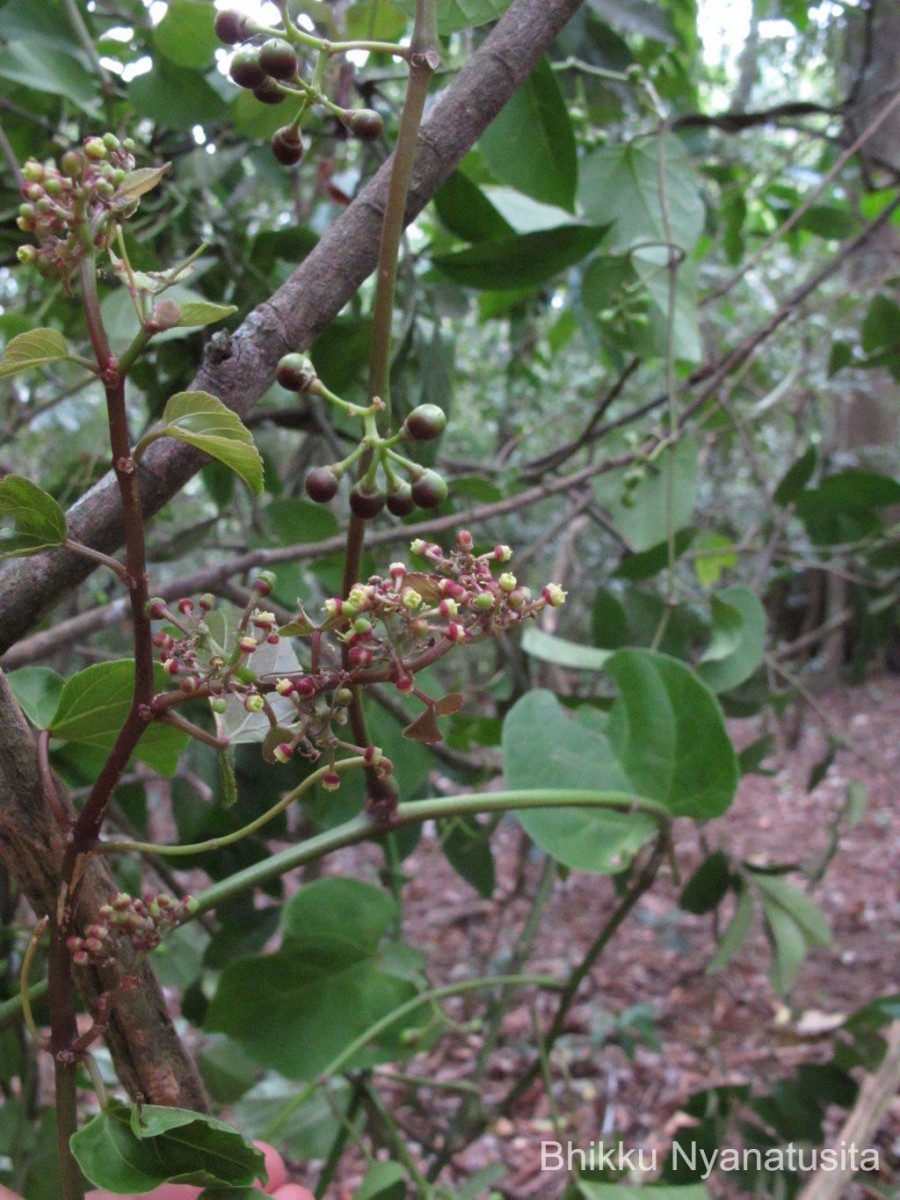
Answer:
[311, 674, 900, 1200]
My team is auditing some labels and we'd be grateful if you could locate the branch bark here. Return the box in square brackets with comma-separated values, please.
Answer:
[0, 0, 584, 656]
[0, 673, 207, 1108]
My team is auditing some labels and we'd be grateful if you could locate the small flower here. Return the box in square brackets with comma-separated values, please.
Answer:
[493, 545, 512, 562]
[244, 693, 265, 712]
[498, 573, 517, 592]
[542, 583, 567, 607]
[275, 678, 295, 696]
[322, 771, 342, 791]
[273, 742, 294, 764]
[239, 635, 258, 654]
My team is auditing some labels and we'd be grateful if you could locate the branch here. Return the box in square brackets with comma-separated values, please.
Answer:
[0, 672, 207, 1109]
[0, 0, 585, 655]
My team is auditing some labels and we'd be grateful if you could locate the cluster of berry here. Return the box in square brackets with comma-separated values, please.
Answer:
[277, 353, 449, 518]
[16, 135, 140, 282]
[215, 9, 384, 167]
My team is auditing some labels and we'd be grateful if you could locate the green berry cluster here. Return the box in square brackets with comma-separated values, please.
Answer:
[276, 353, 449, 520]
[16, 134, 142, 283]
[215, 8, 385, 169]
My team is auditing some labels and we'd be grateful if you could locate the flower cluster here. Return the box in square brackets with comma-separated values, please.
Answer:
[99, 891, 197, 955]
[147, 535, 565, 769]
[16, 134, 147, 283]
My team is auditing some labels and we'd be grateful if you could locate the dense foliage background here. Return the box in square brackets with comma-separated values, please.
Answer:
[0, 0, 897, 1197]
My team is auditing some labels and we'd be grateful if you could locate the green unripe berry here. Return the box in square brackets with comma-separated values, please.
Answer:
[61, 150, 83, 178]
[84, 137, 108, 160]
[17, 245, 37, 265]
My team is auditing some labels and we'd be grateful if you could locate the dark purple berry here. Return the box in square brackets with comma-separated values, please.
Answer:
[215, 9, 251, 45]
[259, 38, 298, 81]
[271, 126, 304, 166]
[411, 469, 448, 510]
[305, 466, 340, 504]
[386, 480, 416, 517]
[349, 483, 386, 520]
[347, 109, 384, 141]
[276, 353, 315, 392]
[230, 48, 266, 90]
[253, 78, 285, 105]
[404, 403, 447, 442]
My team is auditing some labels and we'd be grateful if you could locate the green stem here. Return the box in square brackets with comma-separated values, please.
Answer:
[262, 973, 563, 1144]
[64, 538, 127, 579]
[103, 756, 368, 857]
[189, 790, 669, 916]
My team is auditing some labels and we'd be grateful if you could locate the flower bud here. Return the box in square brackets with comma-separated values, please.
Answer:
[322, 771, 341, 791]
[542, 583, 567, 607]
[253, 571, 277, 595]
[273, 742, 294, 764]
[456, 529, 474, 552]
[498, 573, 517, 592]
[244, 693, 265, 712]
[493, 545, 512, 562]
[147, 597, 168, 619]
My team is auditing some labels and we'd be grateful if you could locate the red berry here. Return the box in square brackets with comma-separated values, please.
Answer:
[348, 109, 384, 140]
[253, 78, 285, 105]
[386, 480, 416, 516]
[404, 403, 447, 442]
[259, 38, 298, 81]
[305, 466, 340, 504]
[214, 9, 252, 45]
[271, 126, 304, 166]
[411, 469, 448, 510]
[277, 352, 315, 391]
[349, 483, 386, 520]
[230, 49, 266, 90]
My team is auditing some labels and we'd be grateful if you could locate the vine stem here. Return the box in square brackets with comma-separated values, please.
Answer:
[46, 244, 156, 1200]
[341, 0, 439, 807]
[187, 789, 670, 916]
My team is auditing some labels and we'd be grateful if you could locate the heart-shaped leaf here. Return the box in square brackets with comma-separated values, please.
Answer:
[0, 328, 69, 379]
[0, 474, 67, 557]
[148, 391, 264, 496]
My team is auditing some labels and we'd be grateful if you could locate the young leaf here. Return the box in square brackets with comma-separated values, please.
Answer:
[761, 898, 808, 995]
[748, 872, 831, 948]
[521, 626, 612, 671]
[71, 1101, 264, 1193]
[48, 660, 188, 776]
[115, 163, 171, 201]
[0, 328, 69, 379]
[151, 391, 264, 496]
[0, 475, 67, 558]
[177, 301, 239, 328]
[697, 586, 767, 694]
[6, 667, 64, 728]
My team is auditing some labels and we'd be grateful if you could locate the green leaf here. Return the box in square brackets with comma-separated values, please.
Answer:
[773, 445, 817, 507]
[0, 42, 98, 113]
[584, 0, 676, 42]
[129, 58, 230, 131]
[0, 328, 69, 379]
[580, 136, 705, 254]
[176, 301, 239, 328]
[632, 248, 702, 362]
[441, 816, 496, 898]
[71, 1102, 264, 1193]
[154, 0, 219, 69]
[346, 0, 407, 41]
[707, 885, 754, 973]
[479, 58, 577, 211]
[205, 879, 419, 1078]
[795, 469, 900, 544]
[761, 898, 808, 995]
[680, 851, 731, 914]
[153, 391, 264, 496]
[502, 690, 656, 874]
[521, 626, 611, 671]
[748, 872, 831, 948]
[796, 204, 854, 240]
[389, 0, 513, 33]
[605, 650, 739, 818]
[48, 661, 189, 777]
[354, 1160, 408, 1199]
[6, 667, 64, 728]
[434, 172, 514, 243]
[434, 224, 605, 290]
[0, 475, 67, 558]
[697, 586, 767, 694]
[693, 532, 737, 588]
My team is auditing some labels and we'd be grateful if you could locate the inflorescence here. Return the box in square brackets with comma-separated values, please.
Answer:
[147, 533, 566, 777]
